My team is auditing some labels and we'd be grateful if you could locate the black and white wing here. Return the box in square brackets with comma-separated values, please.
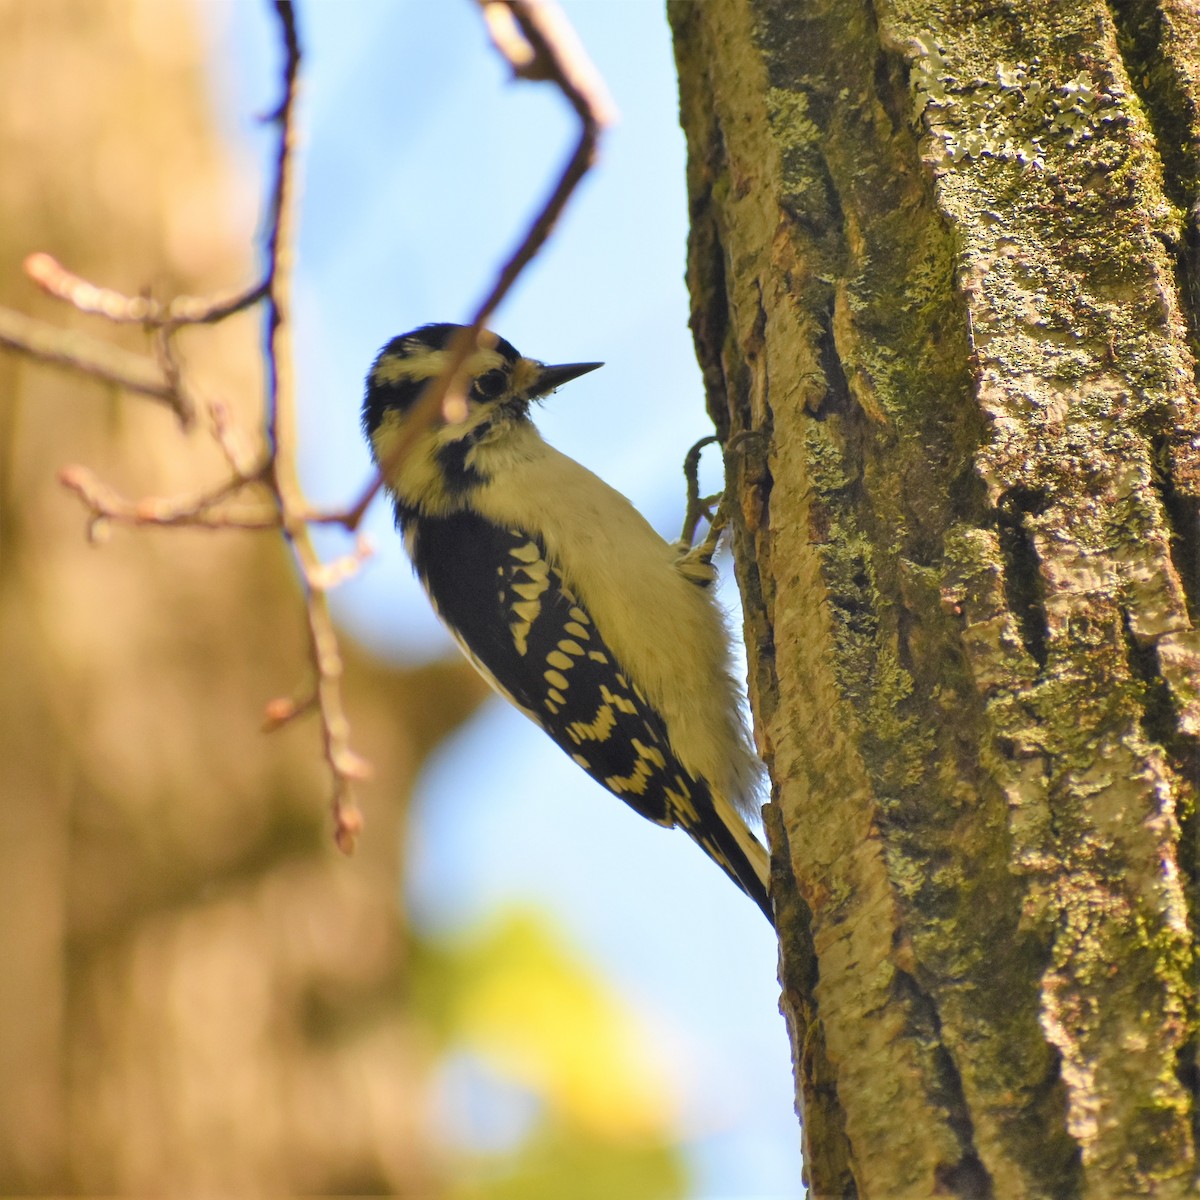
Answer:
[402, 507, 771, 918]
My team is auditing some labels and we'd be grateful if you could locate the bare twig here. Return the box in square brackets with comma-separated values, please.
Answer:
[24, 251, 268, 329]
[474, 0, 615, 319]
[20, 244, 267, 430]
[58, 464, 278, 532]
[262, 691, 317, 732]
[0, 303, 187, 413]
[6, 0, 614, 860]
[338, 0, 616, 531]
[207, 397, 264, 479]
[259, 0, 365, 853]
[28, 0, 367, 852]
[306, 536, 374, 591]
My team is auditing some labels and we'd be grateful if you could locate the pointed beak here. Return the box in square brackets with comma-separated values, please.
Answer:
[533, 359, 603, 396]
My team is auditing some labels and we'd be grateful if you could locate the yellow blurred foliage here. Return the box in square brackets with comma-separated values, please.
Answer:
[419, 910, 679, 1140]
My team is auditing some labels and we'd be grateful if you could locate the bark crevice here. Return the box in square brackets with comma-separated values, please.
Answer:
[1151, 433, 1200, 624]
[994, 487, 1051, 670]
[892, 968, 995, 1200]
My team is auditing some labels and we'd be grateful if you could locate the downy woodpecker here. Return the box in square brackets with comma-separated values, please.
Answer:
[362, 324, 771, 923]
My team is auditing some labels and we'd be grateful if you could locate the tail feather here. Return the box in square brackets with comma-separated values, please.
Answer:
[687, 792, 774, 925]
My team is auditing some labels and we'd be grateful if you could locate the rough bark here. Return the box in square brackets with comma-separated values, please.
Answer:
[670, 1, 1198, 1196]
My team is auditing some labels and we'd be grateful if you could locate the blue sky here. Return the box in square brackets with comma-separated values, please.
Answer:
[200, 3, 802, 1196]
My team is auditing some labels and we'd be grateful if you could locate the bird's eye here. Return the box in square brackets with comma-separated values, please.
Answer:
[474, 369, 507, 400]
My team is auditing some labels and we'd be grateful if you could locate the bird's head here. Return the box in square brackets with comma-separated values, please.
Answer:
[363, 322, 601, 444]
[362, 323, 602, 512]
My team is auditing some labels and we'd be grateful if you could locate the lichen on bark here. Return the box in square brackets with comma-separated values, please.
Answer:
[670, 0, 1198, 1195]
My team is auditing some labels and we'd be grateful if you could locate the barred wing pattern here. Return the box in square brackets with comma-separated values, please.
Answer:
[402, 508, 771, 919]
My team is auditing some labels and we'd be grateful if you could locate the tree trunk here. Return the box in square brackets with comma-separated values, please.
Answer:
[670, 1, 1198, 1196]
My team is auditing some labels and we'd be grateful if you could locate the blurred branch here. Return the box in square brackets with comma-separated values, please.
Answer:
[0, 303, 189, 414]
[474, 0, 615, 319]
[260, 0, 367, 851]
[58, 464, 278, 534]
[0, 0, 612, 858]
[24, 251, 267, 328]
[5, 0, 369, 852]
[338, 0, 616, 530]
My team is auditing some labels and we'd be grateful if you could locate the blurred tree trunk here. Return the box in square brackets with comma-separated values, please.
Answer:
[0, 2, 487, 1194]
[671, 1, 1198, 1196]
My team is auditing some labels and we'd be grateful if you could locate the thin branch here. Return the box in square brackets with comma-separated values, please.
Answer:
[473, 0, 615, 322]
[206, 397, 264, 479]
[262, 691, 317, 732]
[24, 251, 268, 329]
[337, 0, 616, 531]
[58, 464, 278, 532]
[306, 536, 374, 591]
[259, 0, 365, 853]
[0, 303, 188, 415]
[19, 0, 367, 853]
[262, 0, 300, 460]
[13, 0, 614, 860]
